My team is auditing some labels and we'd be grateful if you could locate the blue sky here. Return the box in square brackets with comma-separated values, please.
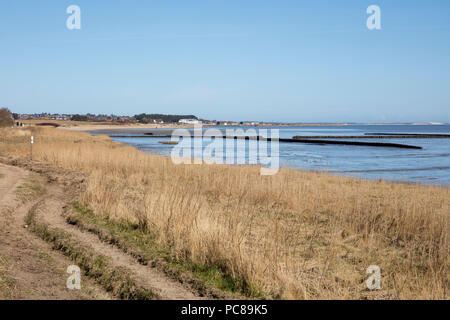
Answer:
[0, 0, 449, 122]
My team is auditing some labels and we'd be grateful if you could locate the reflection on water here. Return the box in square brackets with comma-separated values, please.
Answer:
[92, 125, 450, 185]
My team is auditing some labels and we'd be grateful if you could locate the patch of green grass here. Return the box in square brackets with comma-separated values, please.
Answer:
[15, 173, 47, 201]
[24, 290, 34, 296]
[0, 275, 18, 299]
[70, 202, 266, 299]
[38, 251, 53, 264]
[0, 253, 18, 299]
[26, 202, 158, 300]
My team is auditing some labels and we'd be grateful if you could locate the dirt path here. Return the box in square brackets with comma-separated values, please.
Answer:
[38, 183, 202, 299]
[0, 162, 203, 300]
[0, 163, 110, 299]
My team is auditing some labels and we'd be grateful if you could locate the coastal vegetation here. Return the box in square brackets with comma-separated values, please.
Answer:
[0, 108, 13, 127]
[134, 114, 198, 124]
[13, 112, 200, 124]
[70, 114, 90, 121]
[0, 126, 448, 299]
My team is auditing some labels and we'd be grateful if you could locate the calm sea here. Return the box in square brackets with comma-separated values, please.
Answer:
[91, 125, 450, 185]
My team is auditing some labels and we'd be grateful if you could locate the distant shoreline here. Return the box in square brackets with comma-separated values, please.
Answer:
[19, 119, 449, 132]
[62, 123, 350, 131]
[63, 123, 196, 131]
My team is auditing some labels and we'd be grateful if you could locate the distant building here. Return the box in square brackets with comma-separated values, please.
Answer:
[179, 119, 200, 124]
[217, 121, 238, 126]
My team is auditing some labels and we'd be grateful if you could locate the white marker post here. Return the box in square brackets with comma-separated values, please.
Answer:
[30, 135, 34, 160]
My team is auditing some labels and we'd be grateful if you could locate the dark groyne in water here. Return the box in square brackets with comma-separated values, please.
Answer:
[293, 134, 450, 139]
[108, 134, 423, 149]
[364, 133, 450, 138]
[282, 137, 422, 149]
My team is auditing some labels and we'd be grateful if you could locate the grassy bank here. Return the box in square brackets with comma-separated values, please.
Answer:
[1, 127, 448, 299]
[67, 202, 257, 298]
[25, 202, 157, 300]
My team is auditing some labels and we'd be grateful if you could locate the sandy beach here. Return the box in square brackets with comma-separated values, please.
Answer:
[20, 120, 196, 131]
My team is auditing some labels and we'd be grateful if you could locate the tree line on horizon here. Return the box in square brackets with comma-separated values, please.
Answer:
[134, 113, 198, 124]
[70, 113, 199, 123]
[1, 110, 200, 124]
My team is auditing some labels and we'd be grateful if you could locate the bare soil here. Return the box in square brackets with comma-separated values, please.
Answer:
[0, 162, 203, 300]
[0, 163, 110, 299]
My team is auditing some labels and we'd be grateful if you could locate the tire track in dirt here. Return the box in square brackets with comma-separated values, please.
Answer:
[0, 161, 204, 300]
[35, 182, 204, 300]
[0, 163, 111, 299]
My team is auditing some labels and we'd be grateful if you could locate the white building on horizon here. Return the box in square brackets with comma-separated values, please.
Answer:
[178, 119, 200, 124]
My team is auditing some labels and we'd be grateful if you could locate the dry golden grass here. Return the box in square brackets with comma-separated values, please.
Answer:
[1, 127, 449, 299]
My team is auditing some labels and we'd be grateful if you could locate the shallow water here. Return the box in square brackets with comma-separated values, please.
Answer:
[91, 125, 450, 185]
